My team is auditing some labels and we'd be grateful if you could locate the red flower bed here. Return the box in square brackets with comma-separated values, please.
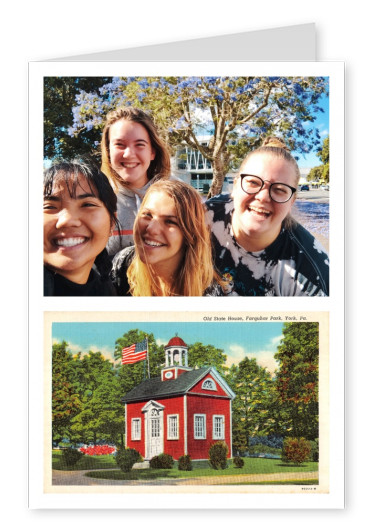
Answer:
[79, 445, 116, 456]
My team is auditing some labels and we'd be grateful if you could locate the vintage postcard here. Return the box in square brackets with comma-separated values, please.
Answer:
[38, 310, 336, 509]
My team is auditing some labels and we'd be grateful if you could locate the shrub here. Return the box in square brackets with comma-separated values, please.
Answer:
[309, 439, 319, 462]
[178, 455, 192, 471]
[233, 456, 244, 468]
[150, 453, 174, 469]
[282, 437, 311, 465]
[115, 447, 142, 472]
[209, 441, 228, 470]
[61, 447, 83, 467]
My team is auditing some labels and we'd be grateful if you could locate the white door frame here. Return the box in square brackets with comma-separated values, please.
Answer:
[142, 400, 165, 460]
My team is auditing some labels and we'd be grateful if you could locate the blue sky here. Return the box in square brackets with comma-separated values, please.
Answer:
[52, 321, 285, 374]
[294, 92, 329, 170]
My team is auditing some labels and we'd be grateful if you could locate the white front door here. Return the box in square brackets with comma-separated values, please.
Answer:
[145, 407, 163, 459]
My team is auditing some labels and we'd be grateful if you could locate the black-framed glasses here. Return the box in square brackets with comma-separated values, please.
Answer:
[240, 174, 296, 203]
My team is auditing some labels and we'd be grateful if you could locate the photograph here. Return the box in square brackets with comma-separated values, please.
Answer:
[42, 74, 330, 297]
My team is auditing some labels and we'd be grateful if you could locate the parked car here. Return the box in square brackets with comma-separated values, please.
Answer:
[300, 184, 310, 191]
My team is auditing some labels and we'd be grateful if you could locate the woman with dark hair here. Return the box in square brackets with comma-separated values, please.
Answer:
[43, 158, 119, 296]
[101, 106, 171, 257]
[206, 137, 329, 296]
[111, 180, 223, 296]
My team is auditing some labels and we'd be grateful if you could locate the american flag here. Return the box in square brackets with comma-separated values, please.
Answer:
[121, 339, 148, 365]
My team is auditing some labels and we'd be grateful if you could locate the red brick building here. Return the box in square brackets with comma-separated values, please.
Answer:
[122, 335, 235, 461]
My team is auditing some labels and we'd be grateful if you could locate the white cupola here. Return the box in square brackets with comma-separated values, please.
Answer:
[161, 335, 192, 381]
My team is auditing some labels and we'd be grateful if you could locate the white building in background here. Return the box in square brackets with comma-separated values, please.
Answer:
[171, 140, 316, 195]
[171, 136, 235, 194]
[299, 167, 311, 185]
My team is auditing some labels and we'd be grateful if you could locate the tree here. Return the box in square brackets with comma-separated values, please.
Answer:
[307, 136, 329, 183]
[52, 341, 81, 444]
[274, 323, 319, 440]
[44, 76, 111, 161]
[69, 350, 124, 445]
[70, 375, 124, 446]
[187, 342, 228, 376]
[61, 76, 328, 196]
[52, 346, 126, 446]
[227, 357, 275, 453]
[114, 329, 165, 395]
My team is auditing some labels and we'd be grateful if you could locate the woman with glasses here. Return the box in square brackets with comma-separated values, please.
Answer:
[206, 137, 329, 296]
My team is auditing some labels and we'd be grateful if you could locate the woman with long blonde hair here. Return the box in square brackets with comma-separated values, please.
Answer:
[111, 180, 223, 296]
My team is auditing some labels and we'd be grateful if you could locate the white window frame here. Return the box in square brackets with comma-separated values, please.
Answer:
[167, 414, 179, 440]
[213, 415, 225, 440]
[202, 378, 217, 391]
[131, 417, 141, 440]
[194, 414, 206, 439]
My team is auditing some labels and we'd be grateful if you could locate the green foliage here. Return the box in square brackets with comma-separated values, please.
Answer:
[52, 342, 124, 446]
[115, 448, 142, 472]
[115, 329, 164, 395]
[309, 439, 319, 462]
[178, 455, 193, 471]
[274, 323, 319, 440]
[52, 342, 81, 444]
[307, 136, 329, 183]
[150, 453, 174, 469]
[209, 441, 229, 470]
[317, 136, 329, 165]
[282, 437, 312, 465]
[233, 456, 245, 468]
[61, 448, 83, 467]
[187, 342, 228, 375]
[307, 165, 323, 182]
[44, 76, 111, 161]
[226, 357, 275, 453]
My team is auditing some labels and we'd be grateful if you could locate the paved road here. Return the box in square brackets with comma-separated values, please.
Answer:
[296, 189, 329, 203]
[52, 468, 318, 486]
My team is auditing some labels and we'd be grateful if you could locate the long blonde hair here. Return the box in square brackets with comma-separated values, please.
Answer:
[100, 107, 171, 192]
[127, 180, 218, 296]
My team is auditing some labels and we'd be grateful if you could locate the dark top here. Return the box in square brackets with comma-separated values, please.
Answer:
[206, 194, 329, 296]
[44, 266, 117, 296]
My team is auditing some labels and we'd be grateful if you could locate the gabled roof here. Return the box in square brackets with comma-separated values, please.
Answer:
[121, 367, 235, 403]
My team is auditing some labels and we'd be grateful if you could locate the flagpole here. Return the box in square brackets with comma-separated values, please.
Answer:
[146, 336, 150, 379]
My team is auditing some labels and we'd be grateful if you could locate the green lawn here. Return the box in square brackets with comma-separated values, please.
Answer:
[81, 457, 318, 481]
[52, 451, 318, 483]
[52, 450, 117, 471]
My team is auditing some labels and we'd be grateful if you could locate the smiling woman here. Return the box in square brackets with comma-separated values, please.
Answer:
[43, 159, 119, 296]
[111, 180, 223, 296]
[206, 137, 329, 296]
[101, 107, 171, 257]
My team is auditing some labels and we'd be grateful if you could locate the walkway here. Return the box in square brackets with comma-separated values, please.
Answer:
[52, 468, 318, 486]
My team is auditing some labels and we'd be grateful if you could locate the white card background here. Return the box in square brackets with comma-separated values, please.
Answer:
[4, 0, 371, 524]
